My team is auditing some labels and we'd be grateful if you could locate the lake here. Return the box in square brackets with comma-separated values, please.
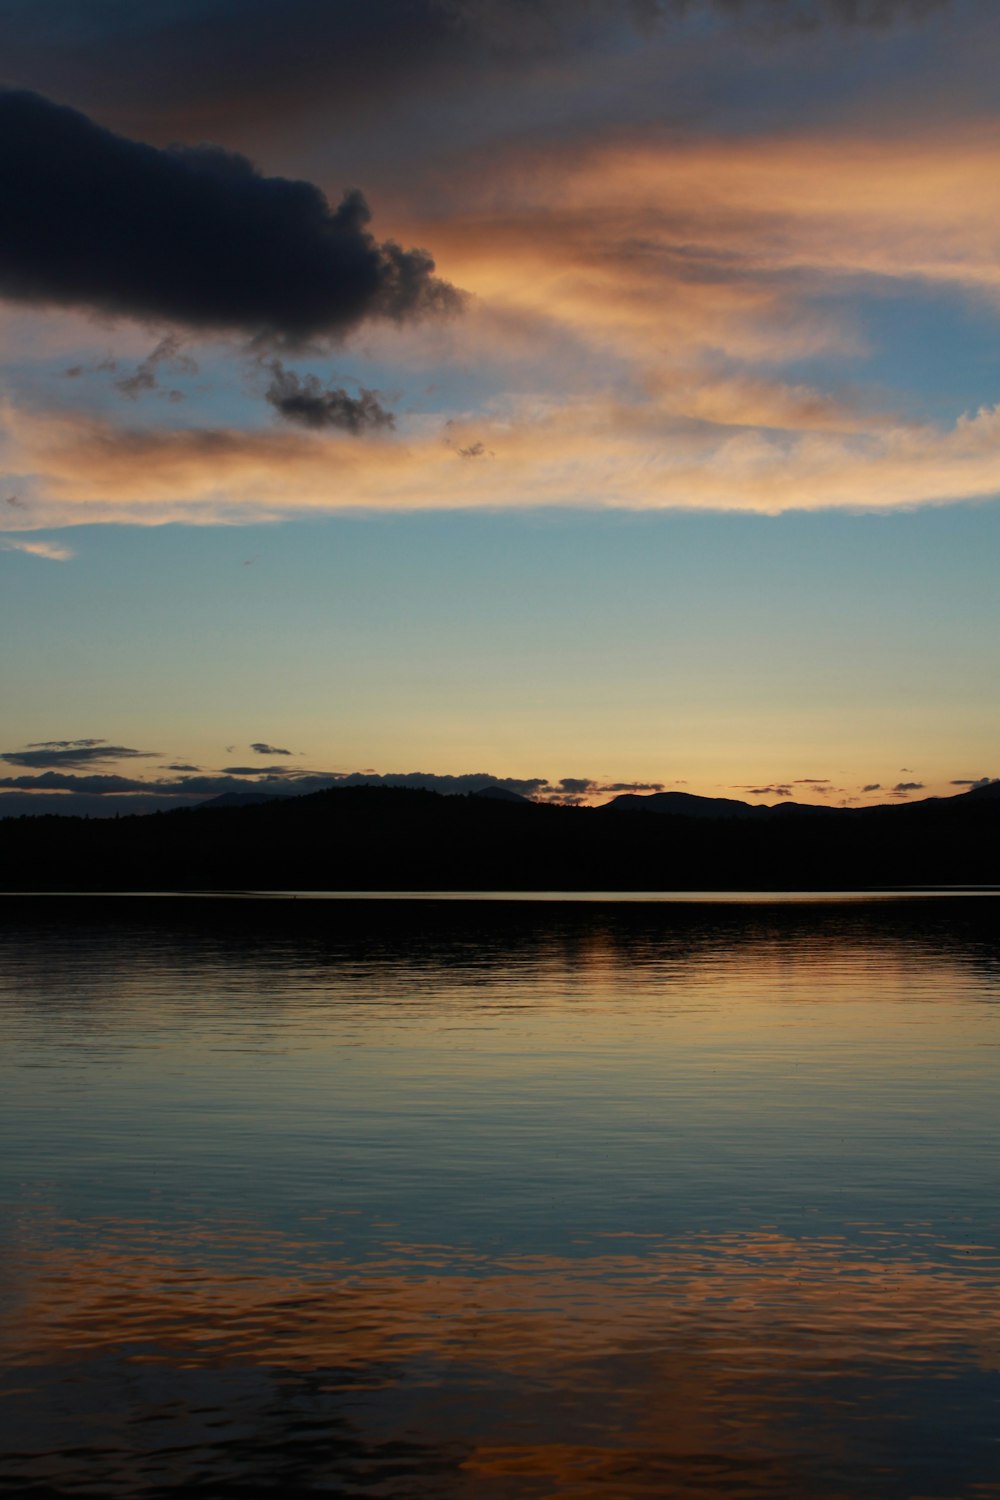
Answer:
[2, 894, 999, 1497]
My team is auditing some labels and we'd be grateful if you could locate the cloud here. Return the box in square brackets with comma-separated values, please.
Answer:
[0, 2, 941, 144]
[0, 535, 73, 560]
[165, 763, 201, 772]
[0, 765, 556, 807]
[16, 391, 1000, 530]
[598, 781, 665, 793]
[0, 91, 457, 343]
[950, 776, 992, 787]
[0, 742, 158, 769]
[28, 737, 105, 748]
[12, 104, 1000, 528]
[892, 780, 924, 792]
[742, 785, 793, 796]
[330, 770, 550, 797]
[250, 742, 293, 756]
[0, 772, 161, 794]
[693, 0, 948, 35]
[220, 764, 300, 775]
[264, 361, 395, 432]
[862, 782, 881, 791]
[114, 334, 197, 401]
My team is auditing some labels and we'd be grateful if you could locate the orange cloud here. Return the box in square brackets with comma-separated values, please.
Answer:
[0, 534, 73, 559]
[8, 126, 1000, 528]
[6, 393, 1000, 527]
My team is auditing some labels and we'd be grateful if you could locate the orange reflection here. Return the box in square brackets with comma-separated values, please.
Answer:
[4, 1220, 999, 1497]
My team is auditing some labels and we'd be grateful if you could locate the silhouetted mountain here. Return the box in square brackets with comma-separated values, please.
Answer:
[604, 791, 836, 820]
[604, 791, 765, 819]
[0, 782, 997, 893]
[961, 780, 1000, 802]
[197, 791, 289, 810]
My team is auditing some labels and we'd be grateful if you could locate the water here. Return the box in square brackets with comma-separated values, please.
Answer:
[2, 894, 999, 1498]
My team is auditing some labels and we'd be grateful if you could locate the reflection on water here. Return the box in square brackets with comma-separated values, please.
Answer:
[1, 896, 999, 1497]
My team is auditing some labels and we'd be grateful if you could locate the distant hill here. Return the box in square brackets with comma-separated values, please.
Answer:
[599, 790, 838, 820]
[197, 791, 290, 810]
[0, 781, 997, 892]
[602, 791, 764, 819]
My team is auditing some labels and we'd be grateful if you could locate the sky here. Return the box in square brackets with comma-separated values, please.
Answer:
[1, 0, 998, 814]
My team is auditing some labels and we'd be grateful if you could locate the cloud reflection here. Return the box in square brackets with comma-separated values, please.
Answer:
[4, 1220, 1000, 1498]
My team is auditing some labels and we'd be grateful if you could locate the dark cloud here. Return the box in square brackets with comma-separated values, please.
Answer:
[0, 90, 457, 343]
[742, 785, 793, 797]
[530, 777, 669, 799]
[64, 354, 118, 380]
[0, 3, 465, 135]
[1, 742, 157, 769]
[0, 2, 944, 155]
[27, 737, 105, 748]
[166, 762, 201, 772]
[862, 783, 881, 792]
[685, 0, 948, 38]
[0, 771, 158, 794]
[794, 778, 829, 783]
[599, 781, 666, 793]
[5, 493, 27, 508]
[330, 770, 550, 798]
[115, 334, 197, 400]
[0, 766, 553, 805]
[451, 0, 944, 33]
[264, 361, 395, 432]
[0, 770, 294, 798]
[250, 742, 293, 756]
[950, 777, 991, 787]
[220, 764, 299, 775]
[892, 781, 924, 792]
[457, 441, 488, 459]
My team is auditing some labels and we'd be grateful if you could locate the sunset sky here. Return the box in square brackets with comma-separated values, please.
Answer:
[1, 0, 997, 813]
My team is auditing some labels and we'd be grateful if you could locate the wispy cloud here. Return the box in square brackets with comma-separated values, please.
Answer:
[0, 535, 73, 560]
[264, 361, 395, 433]
[12, 389, 1000, 527]
[0, 742, 158, 769]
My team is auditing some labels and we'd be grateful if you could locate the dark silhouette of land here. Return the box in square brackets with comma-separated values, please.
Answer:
[1, 781, 997, 892]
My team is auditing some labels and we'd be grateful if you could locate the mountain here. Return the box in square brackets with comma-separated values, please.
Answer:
[959, 780, 1000, 802]
[0, 781, 997, 893]
[599, 790, 838, 820]
[602, 791, 763, 819]
[197, 791, 290, 810]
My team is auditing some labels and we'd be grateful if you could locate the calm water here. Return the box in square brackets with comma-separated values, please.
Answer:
[2, 894, 999, 1498]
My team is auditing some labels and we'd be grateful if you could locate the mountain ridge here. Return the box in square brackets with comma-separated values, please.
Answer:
[0, 778, 996, 892]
